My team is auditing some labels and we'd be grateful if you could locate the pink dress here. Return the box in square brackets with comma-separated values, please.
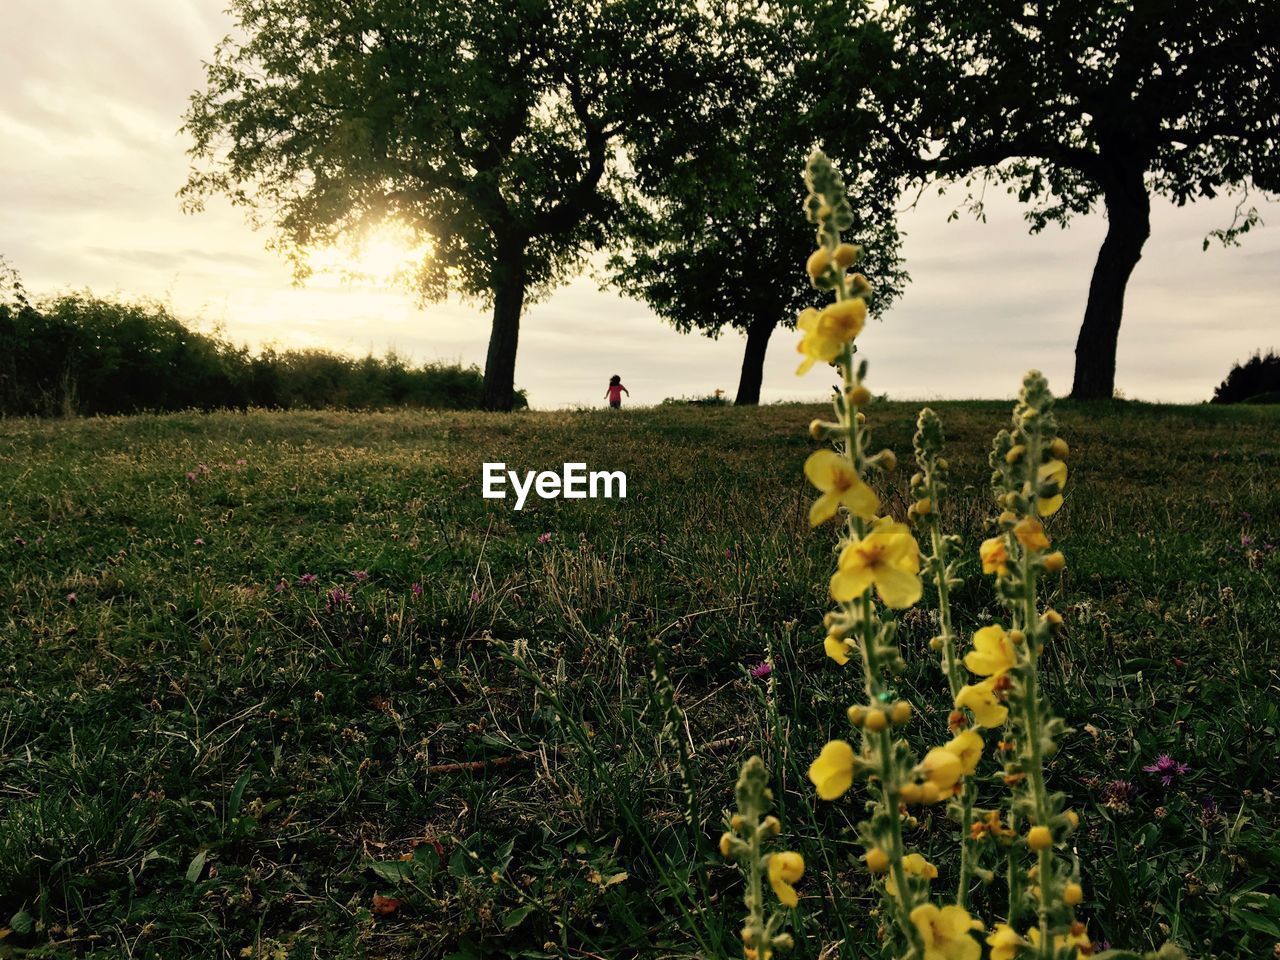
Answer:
[607, 384, 624, 407]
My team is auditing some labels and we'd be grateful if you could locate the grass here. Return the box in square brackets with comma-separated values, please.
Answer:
[1, 399, 1278, 960]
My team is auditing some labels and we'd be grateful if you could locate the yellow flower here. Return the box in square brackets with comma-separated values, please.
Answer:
[829, 519, 922, 609]
[808, 740, 856, 800]
[806, 247, 832, 282]
[824, 634, 853, 665]
[1027, 825, 1053, 851]
[986, 923, 1027, 960]
[804, 450, 880, 525]
[864, 847, 890, 873]
[955, 678, 1008, 728]
[767, 851, 804, 908]
[944, 729, 984, 775]
[919, 746, 964, 799]
[964, 624, 1016, 677]
[1027, 925, 1091, 955]
[886, 852, 938, 899]
[980, 536, 1009, 576]
[1014, 517, 1050, 552]
[909, 903, 981, 960]
[795, 299, 867, 374]
[1037, 459, 1068, 516]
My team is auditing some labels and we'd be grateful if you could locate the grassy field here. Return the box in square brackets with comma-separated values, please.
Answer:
[2, 399, 1278, 960]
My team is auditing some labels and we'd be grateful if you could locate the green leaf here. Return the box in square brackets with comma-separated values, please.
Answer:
[228, 770, 251, 821]
[367, 860, 412, 885]
[185, 849, 208, 884]
[501, 904, 535, 930]
[9, 910, 34, 935]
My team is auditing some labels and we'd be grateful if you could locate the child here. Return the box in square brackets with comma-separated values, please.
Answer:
[604, 374, 629, 409]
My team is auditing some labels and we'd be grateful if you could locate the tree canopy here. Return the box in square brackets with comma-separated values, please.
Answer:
[182, 0, 724, 409]
[612, 2, 906, 405]
[856, 0, 1280, 398]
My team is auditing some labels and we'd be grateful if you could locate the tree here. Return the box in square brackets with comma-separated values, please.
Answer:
[613, 4, 906, 405]
[862, 0, 1280, 399]
[182, 0, 719, 410]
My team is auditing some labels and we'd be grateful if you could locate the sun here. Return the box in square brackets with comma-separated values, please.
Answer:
[306, 222, 431, 287]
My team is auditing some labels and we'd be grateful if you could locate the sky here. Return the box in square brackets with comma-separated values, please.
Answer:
[3, 1, 1277, 409]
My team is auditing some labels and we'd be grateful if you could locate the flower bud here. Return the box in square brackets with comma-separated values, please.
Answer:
[1043, 551, 1066, 573]
[806, 248, 832, 282]
[761, 815, 781, 836]
[849, 384, 872, 406]
[1065, 810, 1079, 829]
[832, 243, 860, 269]
[719, 832, 734, 858]
[1005, 444, 1026, 464]
[1042, 609, 1064, 628]
[914, 498, 932, 516]
[855, 411, 866, 425]
[731, 814, 746, 830]
[1064, 882, 1084, 906]
[1027, 826, 1053, 851]
[864, 847, 890, 874]
[1050, 437, 1069, 459]
[929, 636, 944, 651]
[772, 933, 795, 952]
[936, 457, 949, 470]
[877, 449, 897, 471]
[809, 419, 826, 440]
[890, 701, 912, 725]
[998, 509, 1017, 526]
[847, 705, 866, 726]
[1008, 629, 1026, 646]
[864, 708, 888, 732]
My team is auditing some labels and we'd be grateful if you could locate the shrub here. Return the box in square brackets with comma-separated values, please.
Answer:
[1211, 349, 1280, 404]
[0, 289, 521, 415]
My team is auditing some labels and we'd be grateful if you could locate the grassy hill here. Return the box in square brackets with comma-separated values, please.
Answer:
[2, 401, 1278, 959]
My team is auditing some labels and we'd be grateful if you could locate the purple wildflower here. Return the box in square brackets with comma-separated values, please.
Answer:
[749, 661, 773, 680]
[66, 592, 77, 604]
[236, 458, 248, 466]
[469, 589, 482, 603]
[1241, 534, 1254, 547]
[724, 547, 733, 559]
[327, 587, 353, 606]
[13, 536, 26, 547]
[351, 570, 369, 582]
[1142, 753, 1190, 786]
[186, 472, 197, 482]
[538, 532, 552, 544]
[411, 582, 423, 597]
[194, 538, 205, 546]
[274, 579, 288, 593]
[298, 573, 318, 586]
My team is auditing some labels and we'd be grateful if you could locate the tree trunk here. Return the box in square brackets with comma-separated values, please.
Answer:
[735, 315, 777, 405]
[1071, 166, 1151, 400]
[482, 237, 528, 411]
